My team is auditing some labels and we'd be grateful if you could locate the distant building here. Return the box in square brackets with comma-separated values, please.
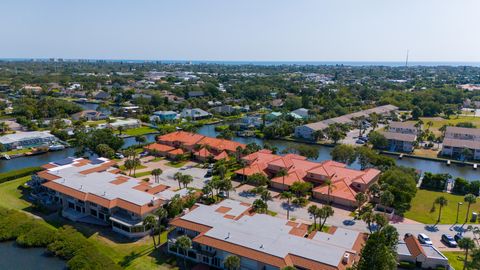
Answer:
[188, 91, 205, 98]
[93, 91, 110, 100]
[150, 111, 178, 122]
[240, 115, 263, 129]
[71, 110, 108, 121]
[397, 235, 449, 269]
[99, 119, 140, 130]
[0, 131, 58, 150]
[380, 122, 419, 152]
[169, 199, 367, 270]
[441, 126, 480, 160]
[295, 105, 398, 140]
[121, 106, 140, 117]
[180, 108, 212, 120]
[211, 105, 235, 115]
[290, 108, 309, 119]
[265, 112, 282, 121]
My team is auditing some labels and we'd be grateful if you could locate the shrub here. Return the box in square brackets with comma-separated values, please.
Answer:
[398, 261, 416, 269]
[47, 226, 89, 260]
[0, 209, 35, 241]
[16, 224, 56, 247]
[0, 167, 43, 184]
[67, 247, 122, 270]
[420, 172, 450, 191]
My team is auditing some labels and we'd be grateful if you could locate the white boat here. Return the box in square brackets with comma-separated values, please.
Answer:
[49, 145, 65, 151]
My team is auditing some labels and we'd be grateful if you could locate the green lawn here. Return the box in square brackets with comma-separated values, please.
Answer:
[120, 127, 159, 136]
[165, 161, 188, 168]
[0, 175, 178, 270]
[443, 251, 466, 270]
[2, 148, 33, 156]
[132, 171, 153, 178]
[119, 164, 147, 171]
[0, 176, 32, 210]
[404, 189, 480, 224]
[407, 116, 480, 136]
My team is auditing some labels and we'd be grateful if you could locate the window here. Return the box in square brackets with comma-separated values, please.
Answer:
[202, 256, 209, 264]
[212, 257, 220, 267]
[90, 209, 98, 217]
[68, 202, 74, 209]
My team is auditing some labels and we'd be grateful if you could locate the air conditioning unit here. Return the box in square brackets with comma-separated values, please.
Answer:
[342, 253, 350, 264]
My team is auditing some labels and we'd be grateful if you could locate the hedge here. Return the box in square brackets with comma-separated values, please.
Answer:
[0, 166, 43, 184]
[0, 207, 121, 270]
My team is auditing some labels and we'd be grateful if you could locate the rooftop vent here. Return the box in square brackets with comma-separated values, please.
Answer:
[342, 253, 350, 264]
[225, 232, 230, 240]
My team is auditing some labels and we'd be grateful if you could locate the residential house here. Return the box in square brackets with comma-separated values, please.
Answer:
[442, 126, 480, 160]
[180, 108, 212, 120]
[32, 157, 188, 238]
[93, 91, 110, 100]
[168, 199, 367, 270]
[265, 112, 282, 121]
[397, 235, 449, 269]
[188, 91, 205, 98]
[290, 108, 309, 119]
[150, 111, 178, 122]
[211, 105, 236, 115]
[71, 110, 108, 121]
[0, 131, 59, 150]
[234, 150, 381, 208]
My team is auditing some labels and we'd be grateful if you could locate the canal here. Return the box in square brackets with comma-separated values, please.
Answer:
[197, 124, 480, 181]
[0, 241, 65, 270]
[0, 124, 477, 181]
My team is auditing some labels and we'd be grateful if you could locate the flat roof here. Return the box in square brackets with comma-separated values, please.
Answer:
[177, 199, 362, 268]
[0, 131, 56, 144]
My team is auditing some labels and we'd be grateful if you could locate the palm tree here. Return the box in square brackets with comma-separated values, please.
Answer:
[464, 194, 477, 223]
[132, 158, 141, 177]
[135, 135, 146, 145]
[458, 237, 475, 270]
[174, 172, 183, 189]
[308, 205, 319, 229]
[124, 148, 136, 161]
[175, 235, 192, 270]
[180, 174, 193, 188]
[118, 126, 124, 136]
[143, 215, 157, 248]
[355, 192, 367, 209]
[152, 168, 163, 184]
[318, 205, 334, 232]
[155, 207, 167, 247]
[361, 206, 374, 233]
[276, 169, 289, 191]
[434, 196, 448, 223]
[323, 179, 336, 205]
[223, 255, 241, 270]
[124, 159, 135, 176]
[280, 191, 294, 220]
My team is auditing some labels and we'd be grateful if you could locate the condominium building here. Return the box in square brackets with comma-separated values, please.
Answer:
[294, 104, 398, 140]
[381, 122, 419, 152]
[441, 126, 480, 160]
[234, 150, 380, 208]
[168, 199, 367, 270]
[32, 157, 188, 238]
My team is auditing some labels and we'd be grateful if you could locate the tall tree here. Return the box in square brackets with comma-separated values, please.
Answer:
[175, 235, 192, 270]
[464, 194, 477, 223]
[331, 144, 357, 165]
[152, 168, 163, 184]
[276, 169, 289, 190]
[458, 237, 475, 270]
[155, 207, 167, 247]
[280, 191, 294, 220]
[434, 196, 448, 223]
[143, 215, 157, 248]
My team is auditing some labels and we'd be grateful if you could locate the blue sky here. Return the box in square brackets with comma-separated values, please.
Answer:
[1, 0, 479, 61]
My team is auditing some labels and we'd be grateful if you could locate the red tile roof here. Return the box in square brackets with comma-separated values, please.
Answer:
[157, 131, 205, 146]
[144, 143, 175, 153]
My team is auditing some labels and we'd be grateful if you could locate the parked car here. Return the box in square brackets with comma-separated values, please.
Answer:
[404, 233, 413, 238]
[205, 169, 213, 177]
[355, 139, 365, 144]
[441, 234, 458, 247]
[454, 233, 463, 242]
[418, 233, 433, 245]
[115, 153, 124, 159]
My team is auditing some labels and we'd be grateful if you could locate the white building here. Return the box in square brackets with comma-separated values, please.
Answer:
[0, 131, 58, 150]
[441, 126, 480, 160]
[397, 235, 449, 269]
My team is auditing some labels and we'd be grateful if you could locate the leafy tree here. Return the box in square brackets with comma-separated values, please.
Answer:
[154, 207, 167, 247]
[355, 192, 367, 209]
[124, 159, 135, 176]
[369, 131, 388, 149]
[379, 167, 417, 213]
[252, 199, 268, 213]
[325, 123, 347, 144]
[356, 228, 398, 270]
[174, 172, 183, 189]
[223, 255, 241, 270]
[331, 144, 357, 165]
[95, 144, 115, 159]
[290, 181, 312, 199]
[308, 205, 319, 228]
[294, 145, 319, 159]
[276, 169, 289, 190]
[247, 173, 269, 186]
[380, 190, 394, 209]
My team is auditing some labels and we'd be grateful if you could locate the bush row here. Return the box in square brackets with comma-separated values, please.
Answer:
[0, 207, 121, 270]
[0, 166, 43, 184]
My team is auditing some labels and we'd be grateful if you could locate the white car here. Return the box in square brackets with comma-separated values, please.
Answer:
[418, 233, 433, 245]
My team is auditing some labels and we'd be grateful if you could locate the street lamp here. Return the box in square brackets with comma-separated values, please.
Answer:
[456, 202, 463, 223]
